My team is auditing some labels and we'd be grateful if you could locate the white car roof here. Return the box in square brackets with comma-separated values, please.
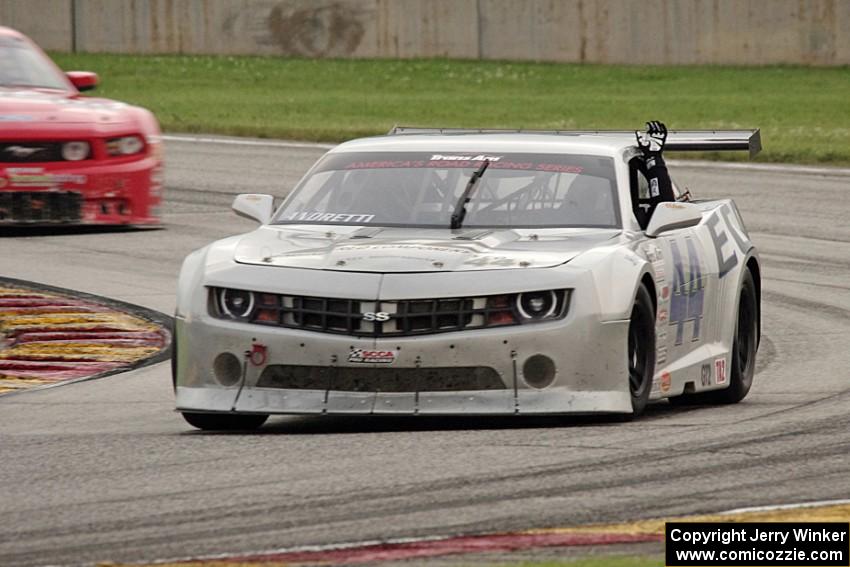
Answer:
[330, 133, 633, 159]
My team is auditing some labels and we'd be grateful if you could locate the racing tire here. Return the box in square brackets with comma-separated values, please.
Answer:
[626, 284, 656, 418]
[181, 412, 269, 431]
[714, 268, 758, 403]
[670, 268, 758, 406]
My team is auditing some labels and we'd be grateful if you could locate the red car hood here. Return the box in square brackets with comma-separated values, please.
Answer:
[0, 89, 134, 125]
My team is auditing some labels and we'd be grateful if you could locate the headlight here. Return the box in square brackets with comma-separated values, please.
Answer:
[106, 135, 145, 156]
[218, 289, 255, 320]
[61, 141, 90, 161]
[515, 290, 569, 322]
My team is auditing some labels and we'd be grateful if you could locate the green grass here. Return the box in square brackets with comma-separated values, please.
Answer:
[51, 53, 850, 164]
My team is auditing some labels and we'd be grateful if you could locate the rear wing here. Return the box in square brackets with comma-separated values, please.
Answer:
[387, 126, 762, 159]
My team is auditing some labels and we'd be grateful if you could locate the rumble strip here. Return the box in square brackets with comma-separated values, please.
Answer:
[0, 280, 170, 394]
[120, 502, 850, 566]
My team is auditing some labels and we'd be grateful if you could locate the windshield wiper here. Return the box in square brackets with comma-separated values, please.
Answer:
[450, 160, 490, 230]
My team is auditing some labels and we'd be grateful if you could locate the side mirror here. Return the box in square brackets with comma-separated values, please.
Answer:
[232, 194, 274, 224]
[66, 71, 98, 92]
[645, 202, 703, 238]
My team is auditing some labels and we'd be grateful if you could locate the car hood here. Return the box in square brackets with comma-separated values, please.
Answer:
[0, 90, 133, 125]
[232, 225, 621, 272]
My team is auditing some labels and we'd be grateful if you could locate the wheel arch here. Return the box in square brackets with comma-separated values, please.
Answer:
[745, 252, 761, 347]
[640, 272, 657, 315]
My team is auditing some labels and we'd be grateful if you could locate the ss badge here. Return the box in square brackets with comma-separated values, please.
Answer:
[362, 311, 390, 322]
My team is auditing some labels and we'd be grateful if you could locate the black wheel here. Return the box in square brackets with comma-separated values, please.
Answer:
[627, 284, 656, 417]
[670, 268, 758, 406]
[181, 412, 268, 431]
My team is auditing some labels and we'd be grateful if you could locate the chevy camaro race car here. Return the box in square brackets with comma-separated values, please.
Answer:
[173, 124, 762, 430]
[0, 26, 163, 225]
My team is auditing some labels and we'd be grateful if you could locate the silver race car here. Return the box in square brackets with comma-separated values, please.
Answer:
[173, 125, 762, 430]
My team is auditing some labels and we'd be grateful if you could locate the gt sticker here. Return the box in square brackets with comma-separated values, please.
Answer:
[715, 358, 727, 384]
[669, 237, 705, 346]
[348, 349, 395, 364]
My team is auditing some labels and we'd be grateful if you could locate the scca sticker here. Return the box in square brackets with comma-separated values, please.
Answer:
[348, 349, 395, 364]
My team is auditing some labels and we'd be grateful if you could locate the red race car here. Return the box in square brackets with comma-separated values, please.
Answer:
[0, 26, 163, 226]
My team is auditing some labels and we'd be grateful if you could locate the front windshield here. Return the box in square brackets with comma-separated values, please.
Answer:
[0, 36, 69, 90]
[274, 151, 620, 229]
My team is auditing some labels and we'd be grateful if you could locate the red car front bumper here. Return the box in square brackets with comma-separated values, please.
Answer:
[0, 155, 163, 226]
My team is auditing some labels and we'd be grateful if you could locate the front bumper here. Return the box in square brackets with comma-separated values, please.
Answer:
[0, 156, 162, 225]
[174, 301, 632, 416]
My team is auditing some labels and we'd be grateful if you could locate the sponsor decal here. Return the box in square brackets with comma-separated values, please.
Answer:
[650, 177, 660, 198]
[282, 211, 375, 223]
[646, 243, 663, 263]
[669, 237, 705, 346]
[661, 285, 670, 300]
[706, 204, 750, 279]
[338, 243, 470, 255]
[715, 357, 727, 384]
[657, 308, 668, 324]
[4, 167, 86, 188]
[700, 363, 712, 387]
[341, 159, 584, 173]
[660, 371, 672, 393]
[431, 154, 502, 162]
[348, 348, 396, 364]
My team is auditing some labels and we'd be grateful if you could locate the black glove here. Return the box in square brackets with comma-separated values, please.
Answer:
[636, 120, 668, 159]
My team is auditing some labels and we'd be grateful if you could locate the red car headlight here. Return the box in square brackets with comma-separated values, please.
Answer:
[106, 135, 145, 156]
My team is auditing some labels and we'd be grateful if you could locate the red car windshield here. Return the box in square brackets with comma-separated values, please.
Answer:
[274, 151, 620, 229]
[0, 36, 69, 91]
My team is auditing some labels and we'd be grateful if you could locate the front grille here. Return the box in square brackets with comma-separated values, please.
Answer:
[0, 142, 69, 163]
[0, 191, 83, 223]
[257, 365, 506, 392]
[212, 289, 568, 337]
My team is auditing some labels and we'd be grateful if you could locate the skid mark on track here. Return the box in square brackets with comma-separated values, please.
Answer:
[0, 284, 169, 394]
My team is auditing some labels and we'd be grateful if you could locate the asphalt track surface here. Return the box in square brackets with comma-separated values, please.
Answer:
[1, 136, 849, 566]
